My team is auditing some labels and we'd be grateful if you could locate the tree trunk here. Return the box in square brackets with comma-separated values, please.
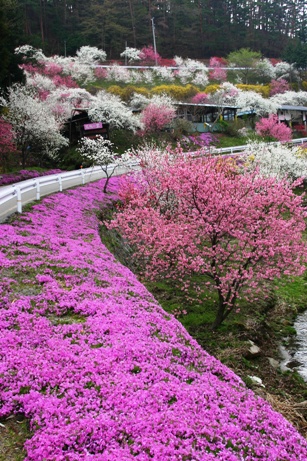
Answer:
[211, 292, 236, 329]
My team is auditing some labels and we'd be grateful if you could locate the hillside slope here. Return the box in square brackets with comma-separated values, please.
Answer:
[0, 178, 307, 460]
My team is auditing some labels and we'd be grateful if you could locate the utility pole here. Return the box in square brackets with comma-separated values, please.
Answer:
[151, 17, 158, 66]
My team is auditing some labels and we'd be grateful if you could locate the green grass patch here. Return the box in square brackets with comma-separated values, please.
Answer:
[0, 415, 30, 461]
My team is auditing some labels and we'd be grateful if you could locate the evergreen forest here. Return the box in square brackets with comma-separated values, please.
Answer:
[1, 0, 307, 67]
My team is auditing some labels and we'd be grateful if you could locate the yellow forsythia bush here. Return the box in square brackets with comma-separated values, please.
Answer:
[107, 85, 150, 101]
[236, 84, 270, 98]
[107, 85, 126, 98]
[204, 84, 221, 94]
[150, 84, 200, 100]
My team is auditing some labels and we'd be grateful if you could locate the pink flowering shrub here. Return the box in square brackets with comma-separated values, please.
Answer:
[187, 132, 217, 148]
[269, 78, 290, 96]
[209, 57, 227, 82]
[94, 67, 108, 79]
[159, 58, 176, 67]
[256, 114, 292, 142]
[1, 177, 307, 459]
[43, 62, 63, 76]
[52, 74, 79, 88]
[0, 118, 16, 171]
[191, 92, 209, 104]
[19, 63, 41, 74]
[20, 62, 79, 89]
[140, 45, 161, 64]
[0, 118, 16, 155]
[140, 103, 176, 134]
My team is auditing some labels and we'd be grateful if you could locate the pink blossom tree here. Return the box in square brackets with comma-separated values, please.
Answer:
[269, 78, 290, 96]
[209, 57, 227, 82]
[191, 92, 209, 104]
[0, 118, 16, 171]
[140, 103, 176, 135]
[110, 148, 306, 328]
[140, 45, 161, 65]
[256, 114, 292, 142]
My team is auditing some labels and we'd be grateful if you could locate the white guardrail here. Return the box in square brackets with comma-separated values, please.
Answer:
[210, 137, 307, 156]
[1, 137, 307, 223]
[0, 163, 137, 223]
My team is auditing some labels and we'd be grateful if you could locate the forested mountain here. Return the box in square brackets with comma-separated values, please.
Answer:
[1, 0, 307, 65]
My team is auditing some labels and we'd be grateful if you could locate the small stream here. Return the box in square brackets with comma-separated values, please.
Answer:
[280, 310, 307, 381]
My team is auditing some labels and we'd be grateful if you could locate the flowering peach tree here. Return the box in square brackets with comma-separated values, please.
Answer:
[110, 148, 307, 328]
[255, 114, 292, 142]
[0, 118, 16, 170]
[140, 98, 176, 135]
[269, 78, 290, 96]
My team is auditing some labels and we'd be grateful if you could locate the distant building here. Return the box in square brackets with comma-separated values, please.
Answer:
[277, 105, 307, 131]
[175, 102, 307, 134]
[64, 109, 110, 144]
[175, 102, 238, 132]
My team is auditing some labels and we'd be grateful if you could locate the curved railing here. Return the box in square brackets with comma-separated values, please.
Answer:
[0, 164, 135, 223]
[1, 137, 307, 223]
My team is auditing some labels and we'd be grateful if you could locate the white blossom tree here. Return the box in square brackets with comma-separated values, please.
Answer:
[88, 90, 142, 132]
[270, 90, 307, 107]
[236, 90, 277, 117]
[77, 136, 135, 192]
[120, 47, 142, 63]
[274, 62, 300, 83]
[206, 83, 240, 127]
[14, 45, 46, 62]
[1, 84, 68, 167]
[255, 58, 275, 82]
[174, 57, 209, 85]
[75, 46, 107, 65]
[244, 141, 307, 181]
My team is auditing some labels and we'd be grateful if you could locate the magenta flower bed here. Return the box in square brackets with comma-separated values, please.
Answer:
[0, 177, 307, 460]
[0, 169, 63, 187]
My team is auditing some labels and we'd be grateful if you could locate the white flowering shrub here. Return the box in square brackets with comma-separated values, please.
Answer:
[1, 84, 68, 166]
[77, 135, 136, 192]
[174, 57, 208, 84]
[191, 71, 209, 87]
[120, 47, 142, 62]
[64, 61, 95, 85]
[150, 93, 176, 108]
[15, 45, 46, 62]
[255, 58, 275, 81]
[129, 93, 151, 110]
[244, 141, 307, 181]
[25, 72, 56, 94]
[270, 90, 307, 107]
[209, 82, 240, 106]
[88, 90, 142, 132]
[154, 67, 175, 82]
[274, 62, 299, 82]
[174, 56, 184, 66]
[142, 70, 154, 84]
[106, 65, 132, 83]
[75, 46, 107, 64]
[129, 70, 144, 84]
[236, 91, 277, 116]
